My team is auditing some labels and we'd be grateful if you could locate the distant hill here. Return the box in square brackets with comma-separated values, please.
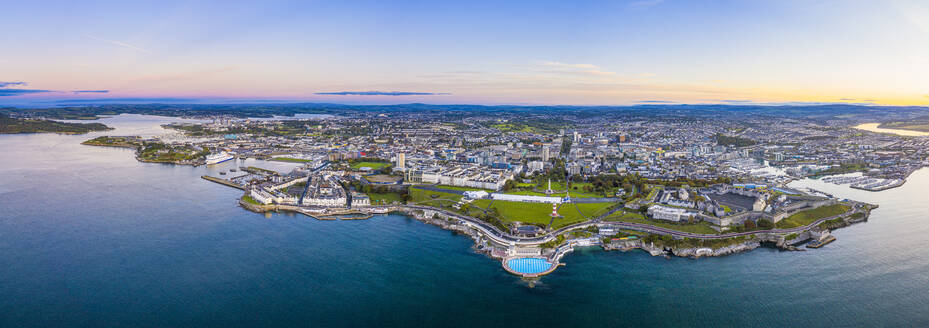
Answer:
[0, 113, 111, 134]
[2, 103, 928, 122]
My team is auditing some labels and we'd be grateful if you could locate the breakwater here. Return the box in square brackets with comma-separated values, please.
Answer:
[201, 175, 244, 189]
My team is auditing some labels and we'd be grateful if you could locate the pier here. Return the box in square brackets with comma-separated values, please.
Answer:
[200, 175, 244, 190]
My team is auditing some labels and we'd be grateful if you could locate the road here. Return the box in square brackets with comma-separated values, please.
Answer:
[400, 203, 864, 246]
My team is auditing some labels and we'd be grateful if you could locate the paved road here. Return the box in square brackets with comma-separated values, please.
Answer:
[400, 203, 863, 246]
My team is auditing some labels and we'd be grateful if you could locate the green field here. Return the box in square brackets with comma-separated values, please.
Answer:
[367, 192, 403, 205]
[777, 204, 850, 229]
[604, 211, 717, 234]
[241, 195, 262, 205]
[409, 187, 462, 207]
[604, 211, 646, 221]
[466, 199, 603, 229]
[350, 161, 391, 170]
[270, 157, 312, 163]
[559, 202, 616, 223]
[471, 200, 554, 226]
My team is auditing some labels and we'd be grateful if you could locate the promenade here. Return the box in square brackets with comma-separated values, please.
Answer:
[399, 203, 866, 247]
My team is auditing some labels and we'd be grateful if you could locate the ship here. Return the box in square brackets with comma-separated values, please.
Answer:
[205, 152, 234, 165]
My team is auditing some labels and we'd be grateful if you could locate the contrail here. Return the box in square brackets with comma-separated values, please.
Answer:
[85, 35, 149, 53]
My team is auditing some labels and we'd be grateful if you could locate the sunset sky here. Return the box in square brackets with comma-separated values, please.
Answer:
[2, 0, 929, 106]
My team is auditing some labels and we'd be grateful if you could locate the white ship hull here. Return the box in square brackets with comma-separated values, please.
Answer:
[206, 153, 234, 165]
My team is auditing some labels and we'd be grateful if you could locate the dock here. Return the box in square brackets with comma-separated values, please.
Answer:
[807, 235, 836, 248]
[200, 175, 244, 190]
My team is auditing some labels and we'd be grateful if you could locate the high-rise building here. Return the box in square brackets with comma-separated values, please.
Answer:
[541, 147, 550, 162]
[396, 153, 406, 170]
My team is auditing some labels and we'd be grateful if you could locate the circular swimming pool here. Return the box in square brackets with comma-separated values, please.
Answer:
[505, 258, 553, 275]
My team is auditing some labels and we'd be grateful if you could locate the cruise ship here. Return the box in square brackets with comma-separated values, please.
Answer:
[205, 152, 234, 165]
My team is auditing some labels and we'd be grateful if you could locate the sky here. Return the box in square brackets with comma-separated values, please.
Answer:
[2, 0, 929, 106]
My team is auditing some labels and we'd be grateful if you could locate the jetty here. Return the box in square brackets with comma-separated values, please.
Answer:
[200, 175, 244, 190]
[807, 235, 836, 248]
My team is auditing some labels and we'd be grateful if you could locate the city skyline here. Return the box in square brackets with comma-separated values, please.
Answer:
[3, 0, 929, 106]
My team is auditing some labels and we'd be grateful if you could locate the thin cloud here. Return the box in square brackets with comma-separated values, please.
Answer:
[0, 81, 27, 88]
[315, 91, 450, 96]
[537, 61, 615, 76]
[0, 89, 52, 96]
[73, 90, 110, 94]
[85, 35, 149, 53]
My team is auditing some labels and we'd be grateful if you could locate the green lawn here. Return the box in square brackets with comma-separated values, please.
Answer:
[559, 202, 616, 221]
[465, 199, 605, 229]
[241, 195, 260, 205]
[604, 211, 718, 234]
[471, 199, 554, 226]
[367, 192, 403, 205]
[604, 211, 646, 221]
[350, 161, 391, 170]
[409, 187, 462, 207]
[270, 157, 312, 163]
[777, 204, 850, 229]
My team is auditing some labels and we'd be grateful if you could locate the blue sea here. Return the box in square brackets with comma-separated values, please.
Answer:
[1, 115, 928, 327]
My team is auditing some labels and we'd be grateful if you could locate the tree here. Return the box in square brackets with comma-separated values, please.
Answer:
[757, 219, 774, 229]
[502, 179, 517, 191]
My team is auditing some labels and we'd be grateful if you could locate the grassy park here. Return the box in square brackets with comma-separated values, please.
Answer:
[367, 192, 404, 205]
[558, 202, 616, 222]
[350, 161, 391, 170]
[409, 187, 462, 207]
[776, 204, 850, 229]
[470, 200, 554, 226]
[465, 199, 614, 229]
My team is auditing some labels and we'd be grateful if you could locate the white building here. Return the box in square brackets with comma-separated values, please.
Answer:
[396, 153, 405, 170]
[491, 193, 562, 204]
[463, 190, 489, 199]
[527, 160, 544, 172]
[351, 192, 370, 206]
[250, 189, 274, 205]
[647, 205, 695, 222]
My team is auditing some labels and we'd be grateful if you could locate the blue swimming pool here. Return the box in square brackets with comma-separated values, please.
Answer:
[506, 258, 552, 274]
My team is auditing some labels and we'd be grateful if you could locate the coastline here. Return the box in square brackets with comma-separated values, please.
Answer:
[236, 194, 875, 276]
[82, 138, 205, 166]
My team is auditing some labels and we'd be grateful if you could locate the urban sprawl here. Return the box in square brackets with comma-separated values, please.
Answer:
[79, 107, 928, 277]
